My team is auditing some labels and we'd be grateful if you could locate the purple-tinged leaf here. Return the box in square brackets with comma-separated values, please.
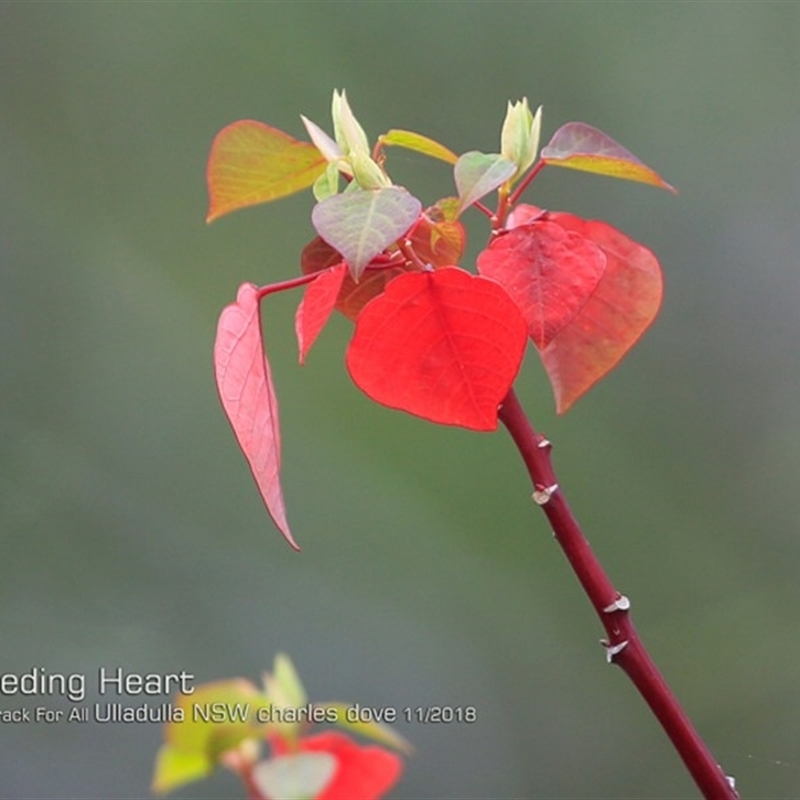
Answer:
[311, 187, 422, 280]
[541, 122, 676, 193]
[477, 220, 607, 349]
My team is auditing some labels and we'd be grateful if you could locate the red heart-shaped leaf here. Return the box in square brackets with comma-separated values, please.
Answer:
[214, 283, 298, 549]
[476, 221, 607, 348]
[541, 212, 662, 412]
[270, 732, 403, 800]
[346, 268, 527, 431]
[507, 206, 662, 413]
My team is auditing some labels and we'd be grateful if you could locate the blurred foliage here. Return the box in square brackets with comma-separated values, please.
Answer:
[2, 3, 800, 798]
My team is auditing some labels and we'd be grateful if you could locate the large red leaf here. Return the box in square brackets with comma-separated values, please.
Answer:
[508, 205, 662, 413]
[346, 268, 527, 431]
[295, 264, 348, 364]
[207, 120, 326, 223]
[476, 220, 607, 349]
[214, 283, 298, 550]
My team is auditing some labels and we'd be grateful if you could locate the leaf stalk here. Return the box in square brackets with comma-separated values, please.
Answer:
[509, 159, 547, 208]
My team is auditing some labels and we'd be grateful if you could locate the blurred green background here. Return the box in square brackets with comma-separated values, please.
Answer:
[2, 3, 800, 798]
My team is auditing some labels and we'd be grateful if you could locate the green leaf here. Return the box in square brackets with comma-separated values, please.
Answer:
[151, 679, 270, 794]
[350, 149, 392, 190]
[206, 120, 327, 222]
[167, 679, 268, 754]
[264, 653, 307, 710]
[332, 89, 370, 157]
[379, 129, 459, 165]
[151, 744, 214, 795]
[319, 702, 414, 755]
[312, 162, 341, 202]
[454, 151, 516, 214]
[540, 122, 676, 193]
[311, 187, 422, 280]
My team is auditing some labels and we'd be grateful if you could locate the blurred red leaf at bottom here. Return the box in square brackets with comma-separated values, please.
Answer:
[265, 731, 403, 800]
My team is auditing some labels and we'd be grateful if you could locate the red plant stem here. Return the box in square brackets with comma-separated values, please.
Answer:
[398, 238, 428, 271]
[257, 272, 321, 300]
[257, 254, 407, 302]
[473, 199, 494, 219]
[509, 159, 546, 206]
[497, 388, 738, 800]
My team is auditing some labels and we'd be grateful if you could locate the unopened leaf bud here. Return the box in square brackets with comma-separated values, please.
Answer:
[332, 89, 370, 158]
[500, 98, 543, 179]
[350, 150, 392, 190]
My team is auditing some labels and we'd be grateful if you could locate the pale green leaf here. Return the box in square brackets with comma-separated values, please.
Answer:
[320, 701, 414, 755]
[311, 187, 422, 280]
[265, 653, 307, 709]
[454, 151, 516, 213]
[151, 745, 214, 795]
[380, 129, 459, 165]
